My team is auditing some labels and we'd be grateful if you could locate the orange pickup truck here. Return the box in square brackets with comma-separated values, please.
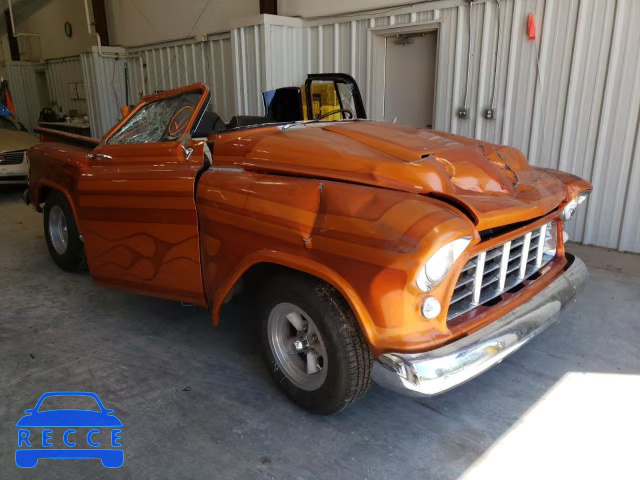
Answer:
[25, 76, 591, 414]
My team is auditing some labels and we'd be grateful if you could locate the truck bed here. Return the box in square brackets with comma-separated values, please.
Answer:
[34, 127, 99, 149]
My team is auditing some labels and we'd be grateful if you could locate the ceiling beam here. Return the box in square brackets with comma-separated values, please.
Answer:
[260, 0, 277, 15]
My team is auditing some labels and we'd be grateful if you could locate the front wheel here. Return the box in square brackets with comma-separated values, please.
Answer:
[43, 191, 87, 272]
[260, 273, 374, 414]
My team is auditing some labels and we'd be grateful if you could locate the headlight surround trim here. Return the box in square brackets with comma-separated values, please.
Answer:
[562, 190, 591, 223]
[416, 235, 472, 292]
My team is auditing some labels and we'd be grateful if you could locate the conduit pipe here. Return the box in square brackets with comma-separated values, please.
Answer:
[83, 0, 146, 95]
[7, 0, 39, 37]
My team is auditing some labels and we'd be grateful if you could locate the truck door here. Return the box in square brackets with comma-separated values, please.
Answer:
[76, 85, 211, 306]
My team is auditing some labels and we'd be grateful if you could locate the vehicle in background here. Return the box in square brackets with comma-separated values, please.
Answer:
[0, 105, 38, 185]
[24, 76, 591, 414]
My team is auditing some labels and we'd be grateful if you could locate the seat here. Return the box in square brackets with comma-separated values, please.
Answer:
[192, 111, 226, 137]
[263, 87, 303, 122]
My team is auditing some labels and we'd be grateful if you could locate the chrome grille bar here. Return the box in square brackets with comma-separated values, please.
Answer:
[448, 222, 557, 321]
[471, 251, 486, 305]
[498, 241, 511, 291]
[518, 232, 532, 279]
[535, 223, 547, 267]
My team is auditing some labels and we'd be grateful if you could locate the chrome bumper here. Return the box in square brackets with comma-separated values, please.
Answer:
[372, 254, 588, 397]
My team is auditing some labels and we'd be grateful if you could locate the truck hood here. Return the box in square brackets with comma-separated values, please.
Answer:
[215, 121, 567, 230]
[0, 129, 39, 153]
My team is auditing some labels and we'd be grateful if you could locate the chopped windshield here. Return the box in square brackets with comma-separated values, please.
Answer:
[108, 92, 202, 145]
[336, 82, 358, 116]
[304, 80, 358, 121]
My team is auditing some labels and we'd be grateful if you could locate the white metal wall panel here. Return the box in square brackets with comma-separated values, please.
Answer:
[555, 0, 614, 244]
[5, 0, 637, 252]
[267, 24, 304, 94]
[237, 0, 639, 252]
[0, 61, 40, 131]
[230, 21, 305, 116]
[80, 49, 129, 138]
[231, 25, 264, 116]
[127, 34, 235, 120]
[1, 57, 88, 132]
[45, 57, 88, 117]
[583, 0, 640, 251]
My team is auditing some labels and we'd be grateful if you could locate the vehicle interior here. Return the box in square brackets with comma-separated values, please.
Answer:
[192, 73, 367, 138]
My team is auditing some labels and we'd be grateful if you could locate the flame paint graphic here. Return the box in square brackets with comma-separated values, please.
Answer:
[89, 231, 199, 282]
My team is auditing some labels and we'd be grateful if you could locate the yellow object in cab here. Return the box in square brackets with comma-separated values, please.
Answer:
[301, 81, 343, 120]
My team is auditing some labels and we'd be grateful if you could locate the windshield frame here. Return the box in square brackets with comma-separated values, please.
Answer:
[304, 73, 367, 121]
[99, 83, 210, 147]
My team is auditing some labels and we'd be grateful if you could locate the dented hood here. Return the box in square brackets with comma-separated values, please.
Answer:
[215, 121, 568, 230]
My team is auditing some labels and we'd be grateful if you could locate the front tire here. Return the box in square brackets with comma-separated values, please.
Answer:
[260, 272, 374, 414]
[43, 191, 87, 272]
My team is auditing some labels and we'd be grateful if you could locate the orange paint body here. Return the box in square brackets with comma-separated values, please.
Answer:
[27, 83, 591, 357]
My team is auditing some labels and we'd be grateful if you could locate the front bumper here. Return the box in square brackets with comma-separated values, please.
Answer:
[0, 159, 28, 184]
[372, 254, 588, 397]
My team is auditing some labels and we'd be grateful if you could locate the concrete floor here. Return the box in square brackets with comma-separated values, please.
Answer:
[0, 185, 638, 480]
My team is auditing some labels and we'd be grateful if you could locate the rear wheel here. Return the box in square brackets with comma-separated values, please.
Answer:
[260, 272, 373, 414]
[44, 191, 87, 272]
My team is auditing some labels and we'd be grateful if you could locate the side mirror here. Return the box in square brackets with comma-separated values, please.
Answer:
[120, 105, 131, 119]
[24, 409, 34, 414]
[105, 409, 115, 415]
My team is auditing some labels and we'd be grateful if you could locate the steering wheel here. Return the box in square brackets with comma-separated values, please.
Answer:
[315, 108, 354, 121]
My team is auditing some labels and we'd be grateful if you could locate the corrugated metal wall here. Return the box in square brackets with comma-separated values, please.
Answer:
[45, 57, 88, 117]
[3, 0, 638, 252]
[126, 33, 235, 121]
[236, 0, 638, 253]
[231, 24, 266, 115]
[0, 60, 40, 131]
[80, 48, 129, 138]
[1, 56, 87, 130]
[230, 18, 305, 115]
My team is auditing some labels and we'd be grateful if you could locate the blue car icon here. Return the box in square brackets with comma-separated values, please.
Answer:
[16, 391, 123, 468]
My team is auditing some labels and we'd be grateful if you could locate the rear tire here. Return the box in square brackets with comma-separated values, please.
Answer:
[260, 272, 373, 414]
[43, 191, 87, 272]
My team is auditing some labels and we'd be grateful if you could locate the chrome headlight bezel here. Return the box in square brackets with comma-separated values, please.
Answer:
[562, 190, 590, 223]
[416, 235, 472, 292]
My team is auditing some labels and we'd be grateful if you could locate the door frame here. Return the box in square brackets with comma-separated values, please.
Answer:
[367, 20, 441, 125]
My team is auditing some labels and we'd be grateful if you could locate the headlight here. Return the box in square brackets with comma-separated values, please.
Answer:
[561, 190, 590, 223]
[416, 236, 472, 292]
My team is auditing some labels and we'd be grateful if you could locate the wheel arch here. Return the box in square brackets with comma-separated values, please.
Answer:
[34, 181, 82, 233]
[209, 252, 376, 347]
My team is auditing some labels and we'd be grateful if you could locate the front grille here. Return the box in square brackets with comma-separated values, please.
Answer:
[448, 222, 556, 321]
[0, 150, 25, 165]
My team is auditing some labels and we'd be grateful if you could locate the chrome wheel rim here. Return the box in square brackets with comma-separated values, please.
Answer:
[49, 205, 68, 255]
[267, 302, 328, 391]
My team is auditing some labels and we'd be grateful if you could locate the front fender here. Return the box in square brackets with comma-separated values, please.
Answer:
[26, 143, 88, 232]
[196, 170, 476, 355]
[542, 168, 593, 204]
